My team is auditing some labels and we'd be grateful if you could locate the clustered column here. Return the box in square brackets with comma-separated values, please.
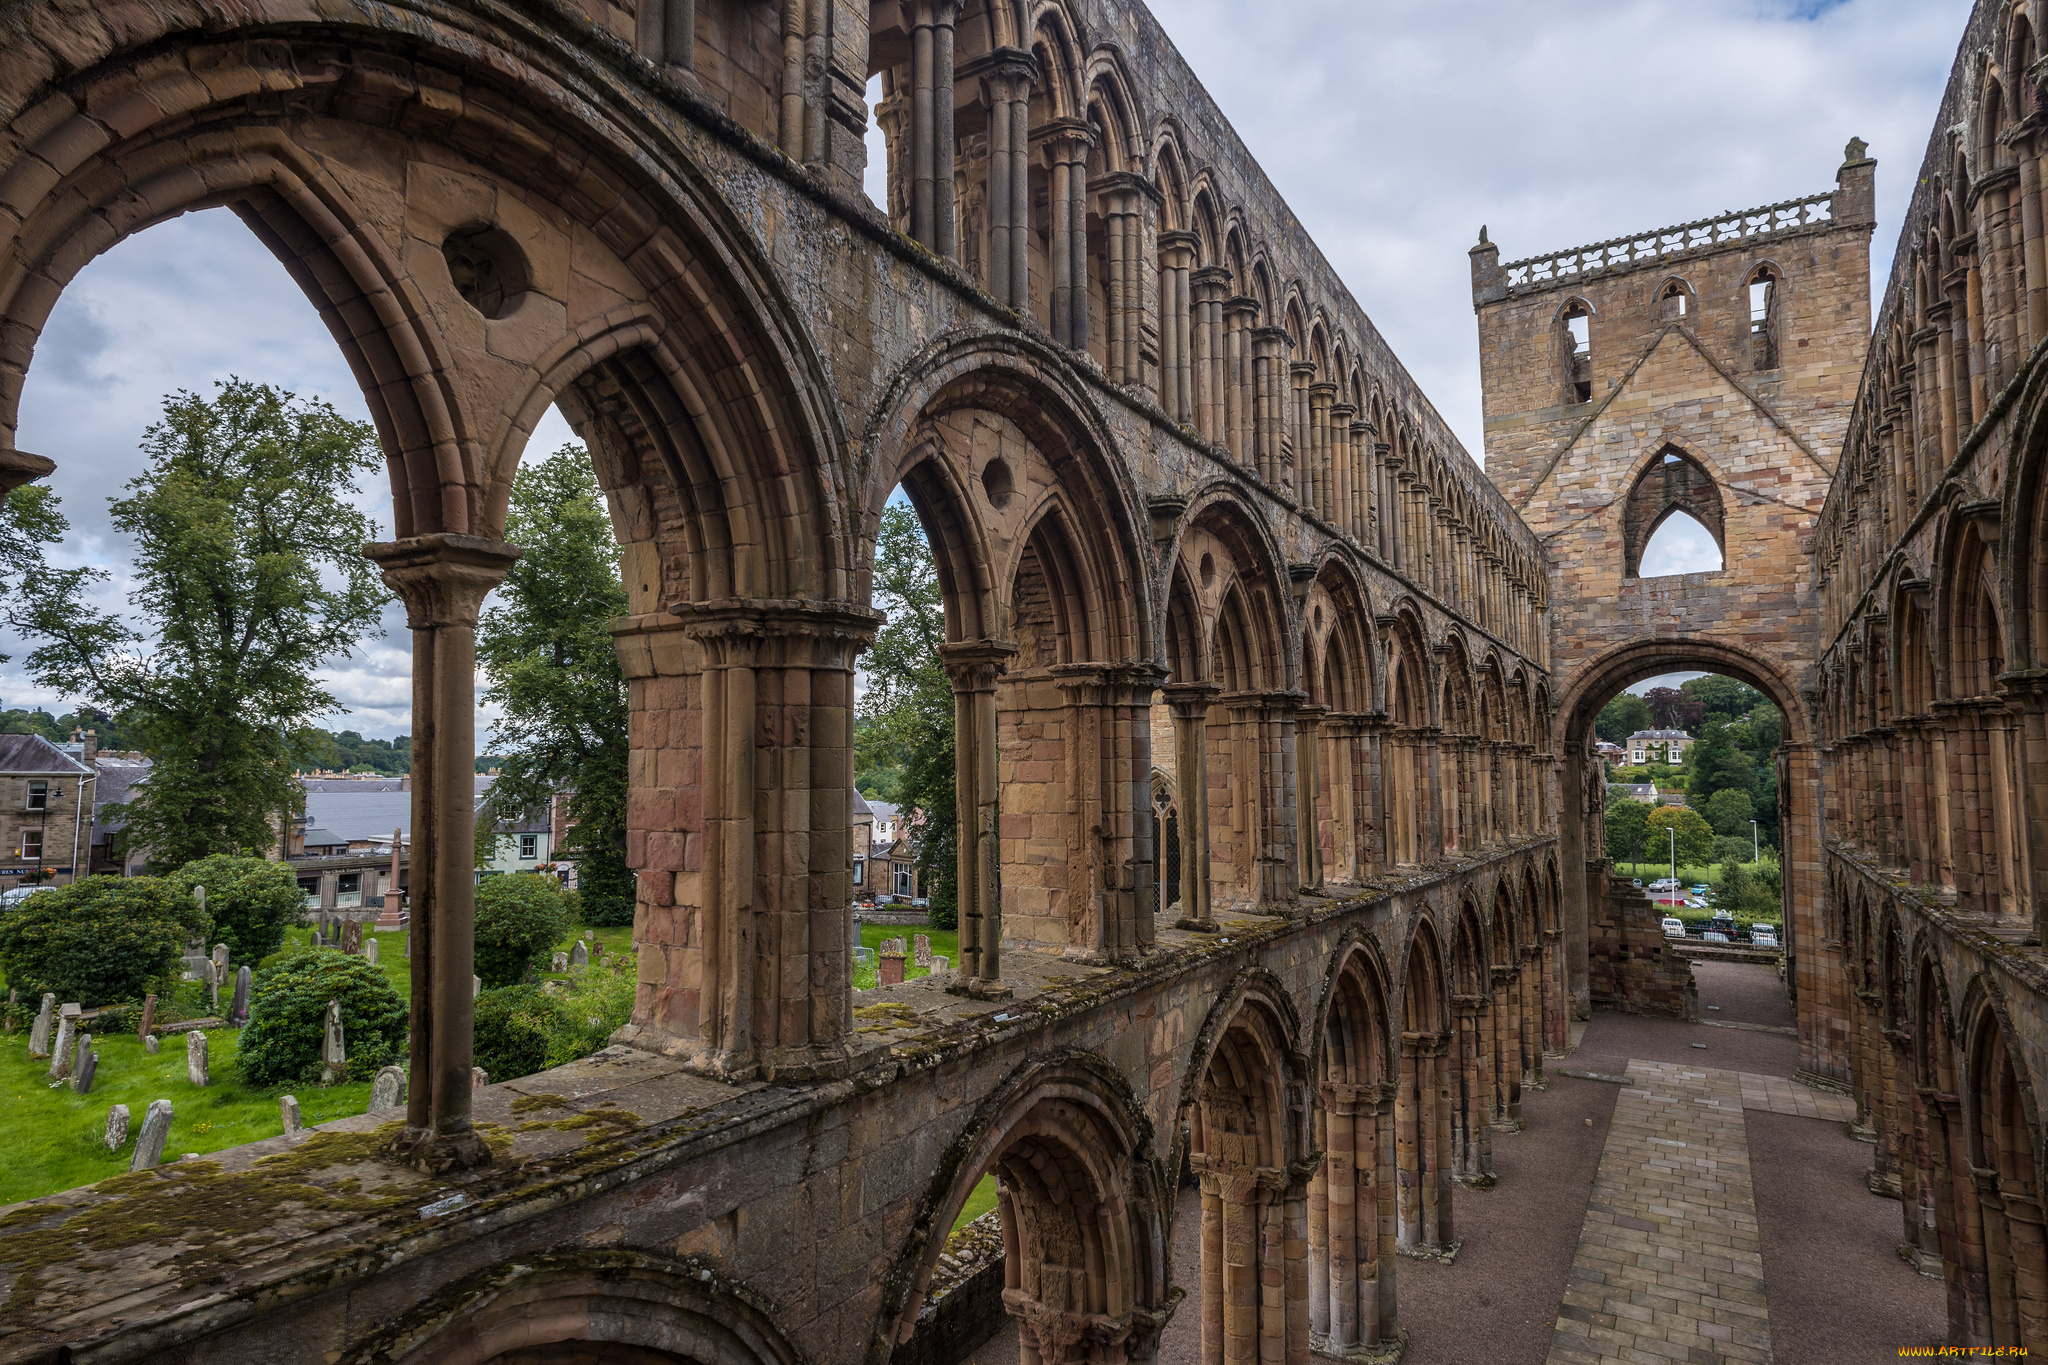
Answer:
[1223, 299, 1259, 463]
[368, 532, 520, 1173]
[942, 640, 1017, 997]
[1295, 703, 1326, 892]
[1195, 1165, 1309, 1365]
[1308, 1082, 1398, 1355]
[1191, 267, 1231, 442]
[1098, 177, 1152, 386]
[1395, 1030, 1455, 1254]
[904, 0, 961, 256]
[1166, 682, 1222, 929]
[981, 50, 1036, 311]
[1043, 120, 1096, 352]
[1052, 662, 1164, 962]
[1251, 328, 1289, 487]
[1157, 230, 1198, 419]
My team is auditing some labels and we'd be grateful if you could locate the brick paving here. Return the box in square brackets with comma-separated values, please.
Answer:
[1733, 1072, 1856, 1123]
[1547, 1062, 1771, 1365]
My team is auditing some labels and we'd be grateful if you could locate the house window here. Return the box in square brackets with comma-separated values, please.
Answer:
[21, 828, 43, 860]
[298, 877, 320, 907]
[25, 781, 47, 811]
[1632, 749, 1643, 763]
[519, 833, 538, 860]
[852, 857, 865, 886]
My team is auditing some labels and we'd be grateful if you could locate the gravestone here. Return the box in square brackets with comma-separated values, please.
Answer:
[186, 1031, 209, 1086]
[320, 999, 346, 1085]
[932, 955, 949, 974]
[364, 938, 379, 966]
[231, 967, 251, 1024]
[144, 1034, 160, 1055]
[129, 1099, 173, 1171]
[913, 935, 932, 969]
[569, 941, 588, 969]
[472, 976, 481, 999]
[71, 1033, 92, 1090]
[552, 951, 568, 972]
[74, 1046, 98, 1095]
[342, 921, 363, 955]
[879, 952, 906, 986]
[471, 1067, 488, 1088]
[26, 994, 53, 1058]
[212, 943, 230, 981]
[280, 1095, 303, 1135]
[584, 930, 594, 941]
[591, 942, 605, 964]
[103, 1103, 129, 1152]
[60, 1002, 80, 1020]
[367, 1065, 406, 1112]
[47, 1016, 75, 1081]
[138, 993, 156, 1040]
[401, 931, 409, 958]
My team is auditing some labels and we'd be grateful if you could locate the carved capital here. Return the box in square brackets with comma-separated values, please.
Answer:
[364, 534, 522, 630]
[939, 638, 1020, 693]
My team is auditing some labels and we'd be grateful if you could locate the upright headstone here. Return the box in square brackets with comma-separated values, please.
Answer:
[26, 994, 53, 1058]
[342, 920, 363, 955]
[401, 931, 409, 958]
[103, 1103, 129, 1152]
[591, 942, 605, 964]
[280, 1095, 303, 1135]
[129, 1099, 173, 1171]
[144, 1034, 160, 1055]
[47, 1015, 75, 1081]
[569, 941, 588, 969]
[212, 943, 230, 982]
[60, 1002, 80, 1020]
[584, 930, 594, 941]
[931, 954, 949, 975]
[186, 1031, 209, 1087]
[472, 975, 481, 999]
[71, 1031, 92, 1086]
[552, 951, 569, 972]
[320, 999, 346, 1084]
[231, 966, 251, 1024]
[367, 1064, 406, 1112]
[879, 952, 906, 986]
[364, 938, 379, 966]
[74, 1046, 98, 1095]
[471, 1067, 488, 1088]
[913, 935, 932, 969]
[137, 993, 157, 1040]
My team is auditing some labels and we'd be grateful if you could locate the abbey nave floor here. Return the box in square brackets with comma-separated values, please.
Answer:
[962, 962, 1943, 1365]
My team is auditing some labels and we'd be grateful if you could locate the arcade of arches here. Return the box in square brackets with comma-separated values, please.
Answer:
[1, 0, 2046, 1360]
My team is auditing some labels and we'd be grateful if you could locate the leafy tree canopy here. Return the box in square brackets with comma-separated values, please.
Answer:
[474, 871, 576, 987]
[1646, 804, 1716, 868]
[1594, 692, 1653, 743]
[8, 381, 390, 869]
[0, 875, 208, 1007]
[237, 950, 408, 1085]
[1643, 687, 1705, 731]
[1703, 787, 1756, 836]
[1686, 721, 1755, 807]
[474, 447, 634, 927]
[0, 485, 65, 666]
[1604, 795, 1650, 865]
[1679, 675, 1765, 724]
[166, 854, 304, 964]
[856, 502, 957, 927]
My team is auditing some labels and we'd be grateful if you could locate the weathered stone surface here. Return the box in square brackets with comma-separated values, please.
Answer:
[102, 1103, 128, 1152]
[280, 1095, 303, 1135]
[25, 994, 53, 1058]
[185, 1031, 208, 1087]
[367, 1065, 405, 1112]
[127, 1098, 172, 1172]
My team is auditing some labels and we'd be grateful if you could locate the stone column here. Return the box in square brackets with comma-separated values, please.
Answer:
[1224, 299, 1259, 464]
[1159, 230, 1199, 420]
[1288, 362, 1314, 502]
[366, 533, 520, 1173]
[1042, 120, 1095, 352]
[1295, 703, 1326, 892]
[1250, 328, 1288, 486]
[1193, 267, 1231, 443]
[943, 640, 1018, 997]
[1259, 690, 1302, 913]
[1167, 682, 1222, 930]
[1308, 382, 1336, 522]
[904, 0, 961, 256]
[981, 50, 1036, 311]
[1329, 402, 1356, 537]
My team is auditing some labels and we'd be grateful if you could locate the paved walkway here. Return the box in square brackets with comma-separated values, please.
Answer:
[1547, 1060, 1843, 1365]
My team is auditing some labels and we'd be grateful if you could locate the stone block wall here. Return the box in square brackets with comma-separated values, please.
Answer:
[1588, 871, 1699, 1021]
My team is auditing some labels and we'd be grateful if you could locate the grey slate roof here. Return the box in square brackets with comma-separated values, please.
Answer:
[0, 733, 91, 776]
[302, 790, 414, 843]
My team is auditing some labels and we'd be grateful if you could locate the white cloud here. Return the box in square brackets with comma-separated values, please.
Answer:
[4, 0, 1968, 735]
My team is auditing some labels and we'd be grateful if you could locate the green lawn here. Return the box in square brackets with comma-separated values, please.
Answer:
[952, 1173, 997, 1232]
[281, 922, 640, 999]
[1612, 859, 1776, 887]
[0, 1025, 375, 1206]
[854, 923, 957, 990]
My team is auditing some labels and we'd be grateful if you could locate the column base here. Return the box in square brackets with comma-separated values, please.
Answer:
[1174, 917, 1221, 933]
[1310, 1328, 1409, 1364]
[1491, 1117, 1525, 1135]
[384, 1123, 494, 1174]
[1898, 1241, 1943, 1278]
[1395, 1238, 1461, 1265]
[609, 1021, 762, 1082]
[1867, 1167, 1903, 1199]
[1847, 1121, 1879, 1145]
[1456, 1171, 1497, 1189]
[754, 1042, 855, 1083]
[946, 978, 1014, 1001]
[1794, 1067, 1853, 1095]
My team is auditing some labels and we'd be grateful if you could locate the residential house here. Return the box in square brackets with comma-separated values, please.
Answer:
[1624, 729, 1693, 765]
[851, 794, 876, 898]
[479, 806, 554, 876]
[0, 733, 92, 887]
[1617, 783, 1660, 803]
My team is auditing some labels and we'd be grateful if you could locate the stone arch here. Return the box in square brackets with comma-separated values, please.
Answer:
[1307, 931, 1400, 1354]
[1396, 910, 1456, 1253]
[881, 1050, 1167, 1365]
[1932, 493, 2019, 918]
[1622, 443, 1728, 579]
[337, 1249, 808, 1365]
[1446, 892, 1495, 1185]
[1962, 979, 2048, 1348]
[1300, 557, 1378, 884]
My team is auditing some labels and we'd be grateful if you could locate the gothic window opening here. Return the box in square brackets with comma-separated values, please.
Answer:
[1623, 447, 1727, 578]
[1748, 267, 1780, 370]
[1560, 301, 1592, 404]
[1657, 279, 1692, 320]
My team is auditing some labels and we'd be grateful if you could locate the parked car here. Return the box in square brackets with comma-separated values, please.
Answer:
[1648, 877, 1679, 891]
[1751, 926, 1780, 948]
[1702, 931, 1731, 944]
[0, 885, 55, 910]
[1689, 884, 1711, 896]
[1630, 878, 1643, 888]
[910, 897, 929, 909]
[1660, 916, 1685, 938]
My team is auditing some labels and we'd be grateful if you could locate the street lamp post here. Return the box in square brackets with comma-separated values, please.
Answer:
[1749, 819, 1759, 863]
[1668, 825, 1678, 902]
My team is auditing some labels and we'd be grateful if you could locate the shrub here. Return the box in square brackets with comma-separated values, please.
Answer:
[237, 950, 407, 1086]
[474, 873, 574, 987]
[0, 875, 207, 1007]
[573, 857, 637, 928]
[1712, 836, 1755, 865]
[166, 854, 305, 964]
[473, 983, 558, 1082]
[541, 955, 637, 1067]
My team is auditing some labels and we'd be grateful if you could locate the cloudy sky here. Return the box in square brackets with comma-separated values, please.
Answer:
[2, 0, 1971, 736]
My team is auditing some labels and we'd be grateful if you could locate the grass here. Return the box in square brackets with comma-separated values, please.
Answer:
[1612, 859, 1777, 887]
[951, 1173, 997, 1232]
[854, 923, 958, 990]
[0, 919, 641, 1207]
[0, 1025, 375, 1206]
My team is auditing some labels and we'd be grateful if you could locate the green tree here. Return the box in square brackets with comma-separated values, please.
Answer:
[473, 871, 575, 987]
[166, 854, 304, 964]
[1604, 795, 1650, 865]
[856, 503, 957, 928]
[9, 382, 390, 868]
[1646, 805, 1716, 868]
[237, 950, 408, 1085]
[1686, 721, 1753, 805]
[474, 447, 634, 927]
[1752, 760, 1780, 850]
[1703, 787, 1755, 837]
[0, 875, 208, 1007]
[1680, 675, 1764, 726]
[0, 484, 66, 666]
[1595, 692, 1653, 743]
